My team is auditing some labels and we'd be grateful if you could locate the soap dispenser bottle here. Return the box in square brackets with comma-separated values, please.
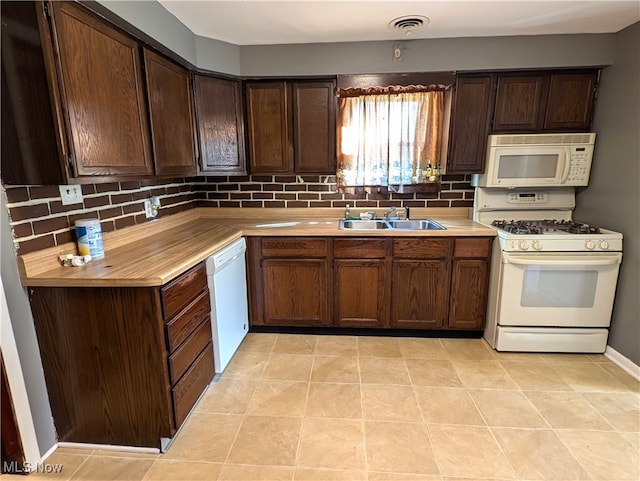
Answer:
[345, 204, 351, 220]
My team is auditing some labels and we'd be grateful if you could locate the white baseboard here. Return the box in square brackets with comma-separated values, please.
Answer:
[605, 345, 640, 381]
[56, 442, 159, 454]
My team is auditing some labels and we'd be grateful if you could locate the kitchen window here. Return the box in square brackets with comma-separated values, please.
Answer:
[337, 84, 451, 188]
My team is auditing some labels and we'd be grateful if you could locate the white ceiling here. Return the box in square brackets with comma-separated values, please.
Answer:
[157, 0, 640, 46]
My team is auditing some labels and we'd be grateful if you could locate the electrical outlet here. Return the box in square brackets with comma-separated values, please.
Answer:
[144, 199, 154, 218]
[59, 185, 83, 205]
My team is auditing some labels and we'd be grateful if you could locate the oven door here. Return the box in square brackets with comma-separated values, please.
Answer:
[497, 252, 622, 327]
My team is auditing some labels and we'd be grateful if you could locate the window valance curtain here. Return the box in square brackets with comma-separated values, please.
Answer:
[336, 84, 449, 187]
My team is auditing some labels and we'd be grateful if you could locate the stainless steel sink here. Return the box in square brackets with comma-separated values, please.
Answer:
[338, 219, 446, 230]
[386, 219, 446, 230]
[339, 220, 390, 230]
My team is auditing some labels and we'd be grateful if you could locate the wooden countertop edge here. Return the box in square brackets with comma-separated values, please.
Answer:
[19, 207, 495, 287]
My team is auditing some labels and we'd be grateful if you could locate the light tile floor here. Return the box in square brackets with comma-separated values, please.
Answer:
[17, 334, 640, 480]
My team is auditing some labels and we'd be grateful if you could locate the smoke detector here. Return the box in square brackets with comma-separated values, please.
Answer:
[389, 15, 430, 36]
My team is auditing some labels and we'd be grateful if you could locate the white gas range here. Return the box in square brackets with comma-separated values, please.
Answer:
[474, 188, 623, 353]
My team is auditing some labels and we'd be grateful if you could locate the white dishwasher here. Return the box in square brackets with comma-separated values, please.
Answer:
[205, 237, 249, 373]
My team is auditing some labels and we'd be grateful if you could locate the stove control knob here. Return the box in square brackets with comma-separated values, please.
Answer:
[585, 240, 596, 250]
[518, 240, 530, 250]
[532, 240, 542, 250]
[599, 240, 609, 250]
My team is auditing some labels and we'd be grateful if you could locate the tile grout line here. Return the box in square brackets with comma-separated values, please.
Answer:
[293, 340, 315, 472]
[409, 361, 445, 479]
[354, 340, 372, 477]
[220, 335, 276, 468]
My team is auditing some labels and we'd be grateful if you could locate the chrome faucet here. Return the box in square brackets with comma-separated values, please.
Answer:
[383, 206, 397, 220]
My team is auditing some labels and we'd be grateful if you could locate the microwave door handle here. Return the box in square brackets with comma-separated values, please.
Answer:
[560, 147, 571, 183]
[507, 255, 622, 267]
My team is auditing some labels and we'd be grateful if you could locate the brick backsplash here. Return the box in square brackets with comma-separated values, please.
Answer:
[3, 174, 474, 255]
[193, 174, 475, 209]
[3, 179, 200, 255]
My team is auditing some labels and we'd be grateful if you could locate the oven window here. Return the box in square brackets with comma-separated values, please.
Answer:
[521, 270, 598, 307]
[497, 154, 559, 179]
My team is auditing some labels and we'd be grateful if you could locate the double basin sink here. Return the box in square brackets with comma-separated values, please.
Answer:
[338, 219, 446, 231]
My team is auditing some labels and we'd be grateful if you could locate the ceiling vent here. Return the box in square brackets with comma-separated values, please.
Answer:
[389, 15, 430, 36]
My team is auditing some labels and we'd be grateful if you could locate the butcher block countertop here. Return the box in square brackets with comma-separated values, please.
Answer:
[18, 207, 496, 288]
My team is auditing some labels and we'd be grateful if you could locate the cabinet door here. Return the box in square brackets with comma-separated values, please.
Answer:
[194, 75, 246, 175]
[390, 260, 450, 329]
[246, 81, 293, 174]
[51, 1, 153, 176]
[292, 81, 336, 173]
[144, 49, 196, 177]
[544, 72, 597, 131]
[449, 259, 489, 329]
[1, 1, 66, 185]
[447, 75, 494, 173]
[492, 74, 546, 132]
[262, 259, 330, 326]
[334, 260, 388, 327]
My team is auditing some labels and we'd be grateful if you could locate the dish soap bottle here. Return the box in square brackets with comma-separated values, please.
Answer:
[345, 204, 351, 220]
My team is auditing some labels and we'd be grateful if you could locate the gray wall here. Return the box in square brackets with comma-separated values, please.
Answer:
[195, 35, 241, 76]
[239, 34, 615, 76]
[96, 0, 197, 65]
[1, 195, 56, 455]
[574, 22, 640, 365]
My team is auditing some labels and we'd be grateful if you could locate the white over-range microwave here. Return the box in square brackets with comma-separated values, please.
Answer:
[472, 133, 596, 188]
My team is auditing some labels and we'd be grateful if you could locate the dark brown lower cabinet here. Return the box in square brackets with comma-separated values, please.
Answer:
[335, 260, 388, 327]
[334, 238, 389, 328]
[390, 260, 450, 329]
[247, 237, 331, 327]
[262, 258, 331, 326]
[448, 238, 493, 329]
[247, 236, 493, 331]
[28, 263, 214, 449]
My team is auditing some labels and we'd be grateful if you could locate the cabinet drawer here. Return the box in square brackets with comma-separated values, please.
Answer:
[454, 237, 493, 258]
[161, 263, 207, 319]
[261, 238, 328, 257]
[393, 238, 452, 259]
[172, 342, 214, 428]
[166, 290, 211, 352]
[334, 238, 389, 258]
[168, 317, 213, 384]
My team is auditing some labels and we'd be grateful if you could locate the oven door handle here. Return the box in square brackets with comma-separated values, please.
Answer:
[506, 255, 622, 267]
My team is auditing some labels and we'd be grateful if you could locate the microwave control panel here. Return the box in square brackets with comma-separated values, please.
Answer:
[566, 146, 593, 185]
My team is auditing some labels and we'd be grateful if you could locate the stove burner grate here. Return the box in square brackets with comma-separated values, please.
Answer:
[491, 219, 602, 235]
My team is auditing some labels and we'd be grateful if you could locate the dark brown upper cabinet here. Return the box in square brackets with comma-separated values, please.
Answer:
[50, 1, 153, 177]
[447, 69, 599, 173]
[144, 49, 197, 177]
[493, 74, 546, 132]
[291, 81, 336, 174]
[245, 81, 293, 174]
[446, 75, 495, 173]
[1, 1, 67, 185]
[194, 75, 246, 175]
[492, 70, 598, 133]
[245, 80, 336, 175]
[544, 72, 598, 130]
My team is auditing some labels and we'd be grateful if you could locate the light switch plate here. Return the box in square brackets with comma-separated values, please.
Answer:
[59, 185, 83, 205]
